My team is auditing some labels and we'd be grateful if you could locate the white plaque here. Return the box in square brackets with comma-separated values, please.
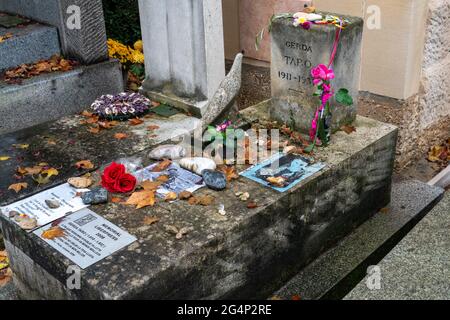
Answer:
[0, 183, 89, 230]
[34, 208, 137, 269]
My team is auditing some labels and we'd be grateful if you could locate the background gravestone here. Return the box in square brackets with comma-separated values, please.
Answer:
[270, 14, 363, 133]
[138, 0, 226, 118]
[0, 0, 108, 64]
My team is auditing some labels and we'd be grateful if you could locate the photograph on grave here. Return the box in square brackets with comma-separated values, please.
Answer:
[0, 0, 448, 304]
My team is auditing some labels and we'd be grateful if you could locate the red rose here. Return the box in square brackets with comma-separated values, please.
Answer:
[114, 173, 136, 193]
[101, 162, 126, 192]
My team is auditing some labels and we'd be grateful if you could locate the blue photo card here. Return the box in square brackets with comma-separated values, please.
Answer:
[240, 153, 325, 193]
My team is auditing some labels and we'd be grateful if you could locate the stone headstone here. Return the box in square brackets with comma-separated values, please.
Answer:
[0, 0, 108, 64]
[269, 13, 363, 133]
[138, 0, 226, 118]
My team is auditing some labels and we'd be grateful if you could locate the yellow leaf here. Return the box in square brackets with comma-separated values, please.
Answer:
[0, 156, 10, 161]
[41, 226, 66, 240]
[164, 192, 177, 202]
[140, 180, 162, 191]
[13, 144, 29, 149]
[42, 168, 59, 178]
[75, 160, 94, 170]
[126, 190, 156, 209]
[8, 183, 28, 193]
[143, 216, 160, 225]
[267, 176, 286, 188]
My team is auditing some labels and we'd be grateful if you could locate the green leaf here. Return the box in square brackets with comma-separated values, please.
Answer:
[336, 88, 353, 106]
[130, 64, 145, 77]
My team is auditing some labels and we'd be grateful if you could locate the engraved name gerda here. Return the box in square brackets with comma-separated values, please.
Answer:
[277, 40, 314, 90]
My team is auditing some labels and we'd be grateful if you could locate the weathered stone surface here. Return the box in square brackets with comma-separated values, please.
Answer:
[0, 22, 60, 72]
[0, 103, 397, 299]
[0, 59, 124, 135]
[201, 53, 243, 127]
[148, 145, 186, 160]
[346, 191, 450, 300]
[0, 111, 201, 207]
[274, 178, 444, 300]
[269, 13, 363, 133]
[0, 0, 108, 64]
[139, 0, 225, 116]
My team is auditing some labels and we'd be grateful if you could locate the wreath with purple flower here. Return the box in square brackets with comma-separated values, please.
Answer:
[91, 92, 151, 120]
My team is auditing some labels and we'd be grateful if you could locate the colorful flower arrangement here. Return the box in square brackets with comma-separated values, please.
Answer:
[107, 39, 144, 65]
[91, 92, 151, 120]
[101, 162, 137, 194]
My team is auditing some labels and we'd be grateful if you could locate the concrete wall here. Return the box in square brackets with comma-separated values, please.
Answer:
[223, 0, 430, 100]
[419, 0, 450, 129]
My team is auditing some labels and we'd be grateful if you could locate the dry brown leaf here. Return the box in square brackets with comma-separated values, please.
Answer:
[68, 177, 93, 189]
[0, 268, 12, 287]
[179, 191, 193, 200]
[188, 197, 199, 205]
[8, 182, 28, 193]
[24, 166, 43, 175]
[380, 207, 390, 214]
[267, 176, 286, 188]
[219, 166, 239, 182]
[143, 216, 160, 225]
[152, 159, 172, 172]
[126, 190, 156, 209]
[164, 192, 177, 202]
[98, 120, 118, 129]
[198, 195, 215, 206]
[114, 133, 128, 140]
[75, 160, 94, 170]
[165, 225, 192, 240]
[111, 197, 124, 203]
[81, 110, 93, 117]
[341, 125, 357, 135]
[41, 226, 66, 240]
[156, 175, 170, 183]
[428, 145, 448, 163]
[247, 201, 259, 209]
[129, 118, 144, 126]
[88, 126, 100, 134]
[147, 125, 160, 131]
[140, 180, 162, 191]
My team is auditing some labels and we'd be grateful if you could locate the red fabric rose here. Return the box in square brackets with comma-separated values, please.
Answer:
[101, 162, 136, 193]
[114, 173, 136, 193]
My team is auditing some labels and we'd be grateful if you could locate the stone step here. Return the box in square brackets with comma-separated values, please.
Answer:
[345, 191, 450, 300]
[272, 178, 444, 300]
[0, 21, 61, 72]
[0, 59, 124, 135]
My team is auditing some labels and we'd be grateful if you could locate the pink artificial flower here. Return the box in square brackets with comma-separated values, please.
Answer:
[301, 21, 312, 30]
[313, 79, 322, 86]
[309, 110, 319, 141]
[322, 92, 333, 105]
[323, 83, 331, 92]
[311, 64, 335, 81]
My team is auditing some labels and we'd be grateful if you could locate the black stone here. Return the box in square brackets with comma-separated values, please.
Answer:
[202, 170, 227, 191]
[81, 187, 108, 205]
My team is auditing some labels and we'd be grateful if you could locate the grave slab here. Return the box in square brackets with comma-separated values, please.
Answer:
[270, 13, 363, 133]
[0, 102, 397, 299]
[0, 59, 124, 135]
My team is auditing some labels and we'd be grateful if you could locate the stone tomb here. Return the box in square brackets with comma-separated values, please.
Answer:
[0, 104, 397, 299]
[270, 13, 363, 133]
